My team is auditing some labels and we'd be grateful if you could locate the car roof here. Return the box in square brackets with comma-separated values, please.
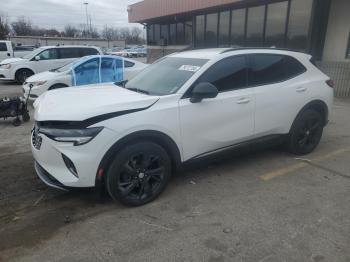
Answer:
[170, 48, 311, 60]
[40, 45, 99, 49]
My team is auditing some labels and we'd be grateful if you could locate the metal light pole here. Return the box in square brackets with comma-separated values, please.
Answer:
[83, 2, 89, 37]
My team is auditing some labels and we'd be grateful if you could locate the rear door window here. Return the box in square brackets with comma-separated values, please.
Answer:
[0, 43, 7, 51]
[59, 48, 80, 59]
[80, 48, 99, 57]
[248, 54, 306, 86]
[248, 54, 286, 86]
[100, 57, 124, 83]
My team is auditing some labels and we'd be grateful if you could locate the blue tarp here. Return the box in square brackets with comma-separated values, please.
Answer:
[72, 55, 124, 86]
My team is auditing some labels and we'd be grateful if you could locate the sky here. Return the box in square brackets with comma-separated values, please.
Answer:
[0, 0, 142, 30]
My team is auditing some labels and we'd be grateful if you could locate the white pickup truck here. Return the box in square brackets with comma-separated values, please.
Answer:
[0, 41, 34, 62]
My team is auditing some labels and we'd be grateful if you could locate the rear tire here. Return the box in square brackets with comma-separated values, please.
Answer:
[106, 141, 172, 206]
[287, 109, 324, 155]
[15, 69, 34, 84]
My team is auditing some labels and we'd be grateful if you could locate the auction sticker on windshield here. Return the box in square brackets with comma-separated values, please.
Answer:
[178, 65, 201, 72]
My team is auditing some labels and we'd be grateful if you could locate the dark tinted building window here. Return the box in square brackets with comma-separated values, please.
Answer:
[59, 48, 80, 59]
[0, 43, 7, 51]
[246, 6, 265, 47]
[197, 56, 247, 92]
[206, 13, 218, 47]
[184, 21, 193, 45]
[287, 0, 313, 51]
[219, 11, 230, 47]
[249, 54, 306, 86]
[231, 9, 246, 46]
[81, 48, 99, 56]
[265, 1, 288, 47]
[147, 25, 154, 45]
[196, 15, 205, 47]
[169, 24, 176, 45]
[161, 24, 169, 44]
[346, 32, 350, 59]
[154, 24, 161, 44]
[177, 22, 185, 45]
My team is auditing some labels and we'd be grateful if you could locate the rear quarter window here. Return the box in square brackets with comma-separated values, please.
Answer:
[80, 48, 99, 57]
[124, 61, 135, 68]
[59, 48, 80, 59]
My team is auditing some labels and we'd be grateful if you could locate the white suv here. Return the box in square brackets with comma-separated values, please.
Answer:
[0, 45, 102, 83]
[31, 48, 333, 206]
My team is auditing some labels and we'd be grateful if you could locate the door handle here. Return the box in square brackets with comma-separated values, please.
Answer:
[296, 87, 307, 92]
[237, 98, 250, 104]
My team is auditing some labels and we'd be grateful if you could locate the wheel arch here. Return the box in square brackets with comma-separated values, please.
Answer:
[290, 100, 329, 133]
[15, 67, 35, 80]
[96, 130, 182, 186]
[48, 83, 69, 90]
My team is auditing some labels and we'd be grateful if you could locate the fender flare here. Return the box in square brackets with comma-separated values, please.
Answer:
[95, 130, 182, 186]
[289, 100, 329, 133]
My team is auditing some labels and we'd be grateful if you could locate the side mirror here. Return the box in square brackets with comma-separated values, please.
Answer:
[190, 82, 218, 103]
[34, 56, 40, 61]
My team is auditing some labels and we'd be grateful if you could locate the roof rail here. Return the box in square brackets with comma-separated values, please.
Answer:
[220, 47, 309, 55]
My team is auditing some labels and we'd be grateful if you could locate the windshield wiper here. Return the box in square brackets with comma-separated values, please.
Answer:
[126, 87, 150, 95]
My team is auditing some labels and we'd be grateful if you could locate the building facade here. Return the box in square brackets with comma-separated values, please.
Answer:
[129, 0, 350, 97]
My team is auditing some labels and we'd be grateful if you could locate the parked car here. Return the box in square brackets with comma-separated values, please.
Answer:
[0, 41, 35, 62]
[31, 48, 333, 206]
[0, 45, 102, 83]
[23, 55, 147, 100]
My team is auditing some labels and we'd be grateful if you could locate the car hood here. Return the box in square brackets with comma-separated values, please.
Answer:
[26, 71, 64, 82]
[34, 83, 159, 122]
[0, 57, 26, 64]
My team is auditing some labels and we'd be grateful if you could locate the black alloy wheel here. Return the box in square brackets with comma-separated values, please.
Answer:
[106, 141, 171, 206]
[287, 109, 324, 155]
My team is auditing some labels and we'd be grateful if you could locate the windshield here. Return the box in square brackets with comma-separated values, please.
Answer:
[124, 57, 208, 96]
[52, 56, 92, 72]
[21, 47, 44, 59]
[56, 62, 73, 72]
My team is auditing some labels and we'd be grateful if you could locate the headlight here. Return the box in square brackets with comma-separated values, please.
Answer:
[39, 127, 103, 146]
[0, 64, 11, 69]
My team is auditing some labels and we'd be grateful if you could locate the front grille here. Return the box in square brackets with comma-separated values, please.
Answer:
[32, 123, 38, 147]
[32, 122, 42, 149]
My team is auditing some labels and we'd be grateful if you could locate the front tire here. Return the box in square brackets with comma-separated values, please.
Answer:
[287, 109, 324, 155]
[15, 69, 34, 84]
[106, 141, 172, 206]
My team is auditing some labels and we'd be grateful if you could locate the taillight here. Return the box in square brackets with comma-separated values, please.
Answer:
[326, 80, 334, 88]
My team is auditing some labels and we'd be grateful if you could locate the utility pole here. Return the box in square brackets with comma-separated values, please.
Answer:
[83, 2, 89, 37]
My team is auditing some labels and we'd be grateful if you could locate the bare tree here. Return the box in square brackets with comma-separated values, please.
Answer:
[11, 16, 33, 36]
[64, 25, 78, 37]
[0, 13, 10, 40]
[102, 25, 114, 40]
